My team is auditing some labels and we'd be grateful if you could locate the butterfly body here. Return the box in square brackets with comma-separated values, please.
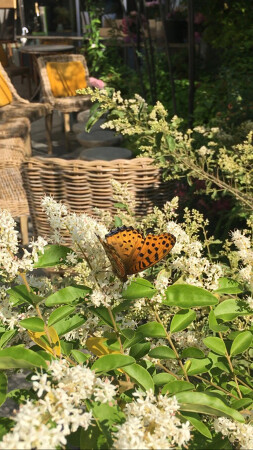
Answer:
[98, 226, 176, 282]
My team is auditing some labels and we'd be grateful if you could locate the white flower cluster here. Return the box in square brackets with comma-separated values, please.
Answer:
[167, 221, 223, 290]
[0, 360, 117, 450]
[41, 196, 125, 306]
[113, 390, 191, 449]
[231, 229, 253, 284]
[0, 209, 48, 281]
[213, 417, 253, 449]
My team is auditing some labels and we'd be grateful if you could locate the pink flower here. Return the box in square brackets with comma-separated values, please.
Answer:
[89, 77, 106, 89]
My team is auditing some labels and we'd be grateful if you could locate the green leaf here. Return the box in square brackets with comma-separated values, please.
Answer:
[53, 314, 85, 336]
[148, 345, 176, 359]
[214, 277, 243, 294]
[162, 380, 194, 395]
[231, 397, 253, 410]
[136, 321, 166, 338]
[153, 373, 177, 386]
[89, 306, 113, 328]
[114, 216, 123, 228]
[7, 285, 42, 306]
[176, 391, 244, 422]
[19, 317, 45, 332]
[114, 202, 128, 210]
[123, 363, 154, 391]
[34, 244, 74, 268]
[113, 299, 134, 315]
[181, 412, 212, 439]
[184, 358, 212, 375]
[129, 342, 150, 359]
[45, 285, 90, 306]
[0, 418, 15, 441]
[181, 347, 205, 359]
[0, 372, 7, 407]
[122, 278, 157, 300]
[0, 346, 47, 369]
[214, 299, 252, 321]
[208, 352, 230, 373]
[203, 337, 227, 356]
[60, 340, 73, 356]
[208, 310, 229, 333]
[164, 284, 218, 308]
[0, 330, 17, 349]
[230, 331, 252, 356]
[91, 354, 135, 373]
[123, 331, 145, 349]
[170, 309, 196, 333]
[48, 305, 76, 327]
[71, 350, 90, 364]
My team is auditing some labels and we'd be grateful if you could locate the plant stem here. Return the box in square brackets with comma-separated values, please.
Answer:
[107, 306, 123, 354]
[156, 362, 180, 380]
[193, 374, 239, 400]
[153, 308, 190, 381]
[218, 331, 242, 399]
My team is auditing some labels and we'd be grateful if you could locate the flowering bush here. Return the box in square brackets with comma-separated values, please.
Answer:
[78, 87, 253, 219]
[0, 182, 252, 448]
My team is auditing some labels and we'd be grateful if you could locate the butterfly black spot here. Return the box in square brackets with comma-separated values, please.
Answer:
[163, 249, 167, 253]
[165, 243, 170, 248]
[123, 233, 126, 237]
[147, 249, 152, 254]
[141, 262, 147, 268]
[139, 252, 144, 257]
[162, 240, 166, 245]
[153, 237, 158, 241]
[145, 256, 151, 264]
[155, 252, 159, 260]
[130, 244, 133, 248]
[155, 247, 159, 251]
[151, 243, 155, 247]
[137, 246, 142, 250]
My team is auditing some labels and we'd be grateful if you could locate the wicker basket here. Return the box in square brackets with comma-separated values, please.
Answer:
[22, 156, 174, 240]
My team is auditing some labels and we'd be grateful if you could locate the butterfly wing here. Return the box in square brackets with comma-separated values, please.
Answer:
[125, 232, 176, 275]
[98, 226, 140, 281]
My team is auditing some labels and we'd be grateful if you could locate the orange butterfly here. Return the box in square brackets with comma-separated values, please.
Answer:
[98, 226, 176, 282]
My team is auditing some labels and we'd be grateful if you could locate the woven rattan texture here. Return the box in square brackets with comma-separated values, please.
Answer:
[0, 118, 30, 217]
[37, 54, 91, 113]
[0, 63, 52, 122]
[23, 157, 173, 240]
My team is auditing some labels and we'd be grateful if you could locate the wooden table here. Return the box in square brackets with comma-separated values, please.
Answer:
[19, 44, 75, 100]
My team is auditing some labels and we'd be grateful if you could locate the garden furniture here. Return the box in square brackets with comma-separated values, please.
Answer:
[22, 156, 172, 241]
[0, 62, 53, 154]
[36, 53, 91, 149]
[0, 117, 30, 245]
[19, 44, 75, 100]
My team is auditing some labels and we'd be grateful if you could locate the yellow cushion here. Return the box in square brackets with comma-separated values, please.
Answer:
[0, 71, 12, 107]
[46, 61, 88, 97]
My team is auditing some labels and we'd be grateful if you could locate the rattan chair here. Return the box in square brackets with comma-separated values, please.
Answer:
[0, 118, 31, 244]
[0, 63, 53, 155]
[37, 54, 91, 143]
[22, 156, 172, 241]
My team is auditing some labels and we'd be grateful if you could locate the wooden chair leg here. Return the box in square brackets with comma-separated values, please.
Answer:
[63, 113, 71, 152]
[45, 113, 53, 155]
[20, 216, 29, 246]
